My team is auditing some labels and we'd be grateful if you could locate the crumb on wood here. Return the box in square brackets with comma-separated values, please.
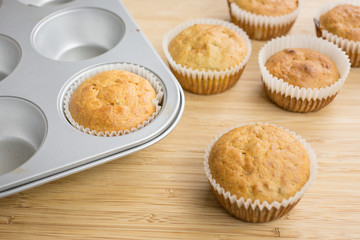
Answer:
[7, 216, 15, 224]
[274, 227, 281, 237]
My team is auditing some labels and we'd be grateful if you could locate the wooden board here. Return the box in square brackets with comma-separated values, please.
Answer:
[1, 0, 360, 239]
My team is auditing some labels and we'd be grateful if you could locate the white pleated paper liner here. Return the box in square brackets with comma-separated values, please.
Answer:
[204, 123, 317, 222]
[314, 0, 360, 67]
[162, 18, 252, 93]
[63, 63, 164, 137]
[228, 0, 302, 39]
[258, 35, 350, 102]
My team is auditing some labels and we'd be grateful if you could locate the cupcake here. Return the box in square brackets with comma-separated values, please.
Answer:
[314, 1, 360, 67]
[64, 63, 163, 136]
[204, 123, 317, 223]
[227, 0, 301, 40]
[259, 35, 350, 113]
[163, 19, 251, 95]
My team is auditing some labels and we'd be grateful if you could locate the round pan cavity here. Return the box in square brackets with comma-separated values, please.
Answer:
[0, 97, 47, 175]
[31, 7, 125, 61]
[18, 0, 73, 7]
[0, 35, 21, 81]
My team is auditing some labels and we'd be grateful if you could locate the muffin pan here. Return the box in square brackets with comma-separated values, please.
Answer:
[0, 0, 184, 198]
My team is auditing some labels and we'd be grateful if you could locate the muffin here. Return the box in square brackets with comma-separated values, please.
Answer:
[227, 0, 301, 40]
[319, 4, 360, 42]
[169, 24, 247, 72]
[64, 63, 163, 136]
[163, 19, 251, 95]
[259, 35, 350, 113]
[231, 0, 298, 16]
[266, 48, 339, 89]
[315, 1, 360, 67]
[204, 123, 317, 223]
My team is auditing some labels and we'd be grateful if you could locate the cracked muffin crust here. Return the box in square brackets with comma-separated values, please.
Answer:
[168, 24, 247, 71]
[69, 70, 156, 133]
[265, 48, 339, 89]
[208, 124, 310, 203]
[319, 4, 360, 42]
[229, 0, 298, 16]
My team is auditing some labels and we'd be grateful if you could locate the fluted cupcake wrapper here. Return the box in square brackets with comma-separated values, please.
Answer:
[162, 18, 252, 95]
[63, 63, 164, 137]
[204, 122, 318, 223]
[227, 0, 302, 40]
[314, 0, 360, 67]
[258, 35, 350, 112]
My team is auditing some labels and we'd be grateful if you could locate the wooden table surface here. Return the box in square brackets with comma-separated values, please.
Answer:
[1, 0, 360, 239]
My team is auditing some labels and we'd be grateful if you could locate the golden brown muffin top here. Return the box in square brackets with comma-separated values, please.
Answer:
[168, 24, 247, 71]
[230, 0, 298, 16]
[265, 48, 339, 88]
[209, 124, 310, 203]
[319, 4, 360, 42]
[69, 70, 156, 133]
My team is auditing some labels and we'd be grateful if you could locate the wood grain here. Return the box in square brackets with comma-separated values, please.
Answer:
[1, 0, 360, 239]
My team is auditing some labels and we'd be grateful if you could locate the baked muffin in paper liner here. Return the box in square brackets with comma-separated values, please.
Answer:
[63, 63, 164, 137]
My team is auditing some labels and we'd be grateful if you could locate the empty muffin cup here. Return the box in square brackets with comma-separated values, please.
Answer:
[31, 7, 125, 61]
[0, 97, 47, 175]
[18, 0, 73, 7]
[0, 34, 21, 81]
[63, 63, 164, 137]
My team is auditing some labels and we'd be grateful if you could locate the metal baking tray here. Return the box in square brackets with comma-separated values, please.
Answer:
[0, 0, 184, 198]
